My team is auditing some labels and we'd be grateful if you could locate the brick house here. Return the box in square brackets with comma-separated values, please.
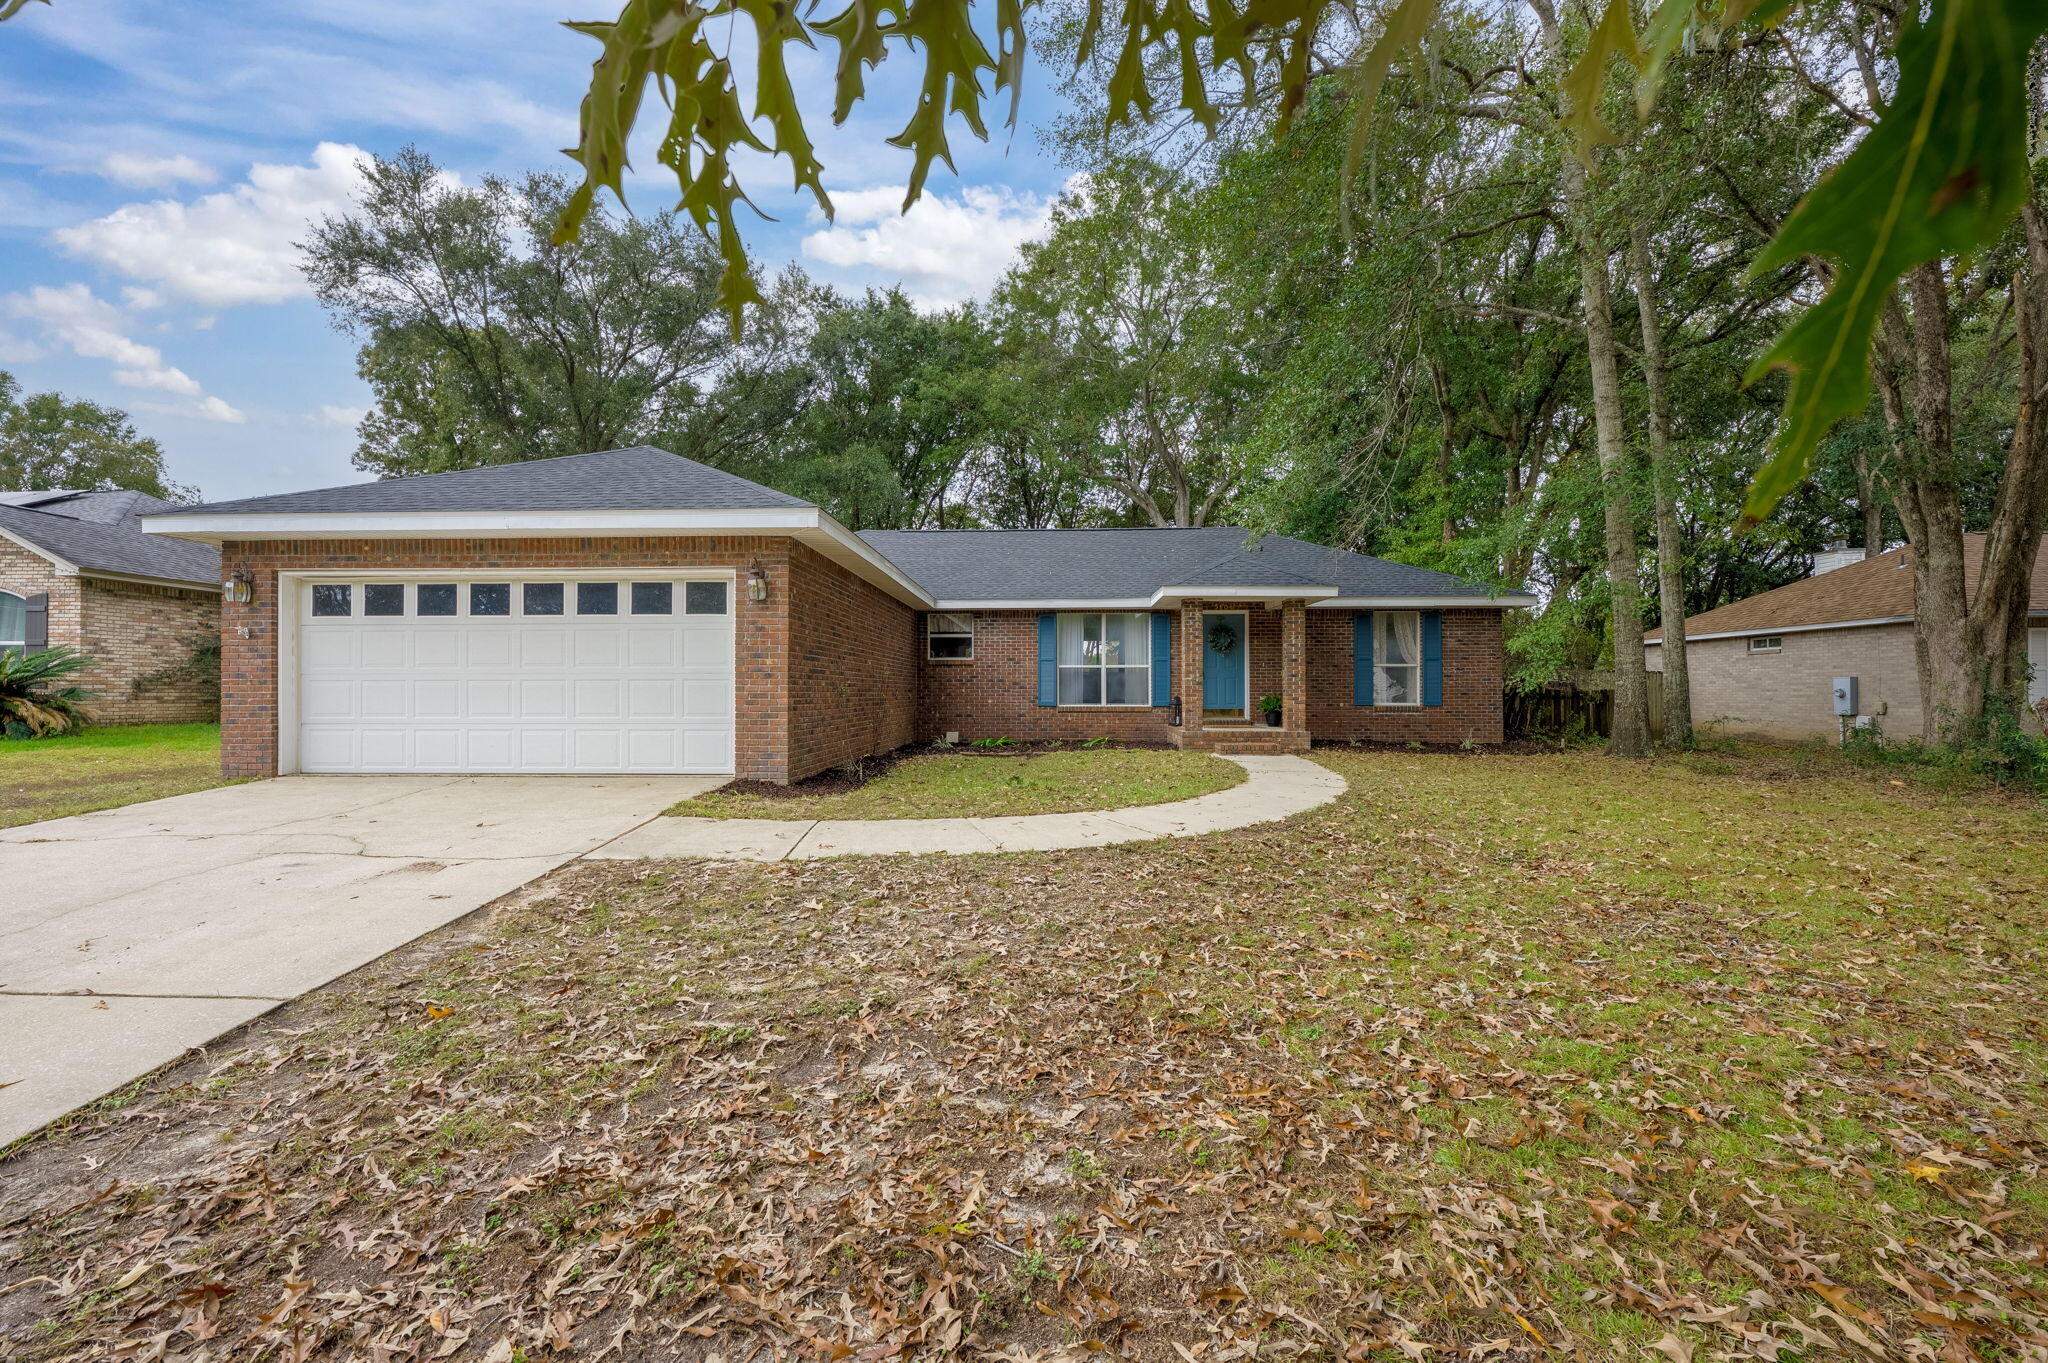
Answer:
[1644, 534, 2048, 741]
[143, 447, 1534, 782]
[0, 489, 221, 724]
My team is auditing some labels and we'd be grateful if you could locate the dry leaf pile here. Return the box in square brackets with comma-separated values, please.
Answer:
[2, 746, 2044, 1361]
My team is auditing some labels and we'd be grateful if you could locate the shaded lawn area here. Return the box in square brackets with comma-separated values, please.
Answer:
[0, 723, 230, 829]
[666, 746, 1245, 819]
[4, 745, 2046, 1361]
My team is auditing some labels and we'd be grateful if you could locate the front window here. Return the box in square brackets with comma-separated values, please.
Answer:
[1058, 612, 1150, 705]
[928, 612, 973, 660]
[1375, 611, 1421, 706]
[0, 590, 25, 649]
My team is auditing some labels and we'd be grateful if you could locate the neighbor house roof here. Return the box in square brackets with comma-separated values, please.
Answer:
[0, 489, 219, 588]
[1646, 533, 2048, 642]
[859, 527, 1530, 608]
[149, 446, 814, 517]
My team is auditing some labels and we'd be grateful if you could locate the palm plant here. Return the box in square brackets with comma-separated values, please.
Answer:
[0, 646, 96, 738]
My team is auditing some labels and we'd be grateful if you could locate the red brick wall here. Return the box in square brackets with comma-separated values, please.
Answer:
[919, 605, 1506, 746]
[786, 542, 919, 778]
[919, 611, 1177, 744]
[216, 536, 814, 780]
[1306, 608, 1505, 744]
[0, 542, 217, 724]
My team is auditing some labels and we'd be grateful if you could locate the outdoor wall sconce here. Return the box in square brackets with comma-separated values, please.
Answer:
[222, 569, 254, 605]
[747, 561, 769, 603]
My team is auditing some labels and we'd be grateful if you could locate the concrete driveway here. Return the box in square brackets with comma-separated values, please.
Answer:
[0, 773, 720, 1145]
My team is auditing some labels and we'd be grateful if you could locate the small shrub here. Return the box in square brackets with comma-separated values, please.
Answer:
[1840, 699, 2048, 793]
[0, 646, 95, 738]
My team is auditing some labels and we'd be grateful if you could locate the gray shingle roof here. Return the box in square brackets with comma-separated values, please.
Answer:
[0, 493, 219, 587]
[858, 528, 1519, 602]
[152, 447, 813, 517]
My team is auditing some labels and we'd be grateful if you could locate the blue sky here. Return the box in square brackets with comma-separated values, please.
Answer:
[0, 0, 1074, 500]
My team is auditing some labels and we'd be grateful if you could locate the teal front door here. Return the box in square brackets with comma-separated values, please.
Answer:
[1202, 612, 1247, 714]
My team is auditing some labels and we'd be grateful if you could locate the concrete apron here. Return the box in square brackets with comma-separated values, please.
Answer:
[589, 754, 1348, 863]
[0, 773, 720, 1147]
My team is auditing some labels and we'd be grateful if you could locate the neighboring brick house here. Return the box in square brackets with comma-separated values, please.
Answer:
[1645, 534, 2048, 741]
[0, 489, 220, 724]
[143, 447, 1534, 782]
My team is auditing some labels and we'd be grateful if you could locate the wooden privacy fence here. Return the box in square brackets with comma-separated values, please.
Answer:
[1505, 672, 1664, 742]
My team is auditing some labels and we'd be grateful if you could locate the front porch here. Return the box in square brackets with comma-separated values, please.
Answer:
[1167, 598, 1313, 755]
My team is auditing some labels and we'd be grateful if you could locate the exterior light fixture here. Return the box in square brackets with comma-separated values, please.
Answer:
[747, 561, 769, 602]
[222, 569, 254, 605]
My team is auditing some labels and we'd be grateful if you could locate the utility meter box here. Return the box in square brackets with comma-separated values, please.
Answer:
[1832, 676, 1859, 716]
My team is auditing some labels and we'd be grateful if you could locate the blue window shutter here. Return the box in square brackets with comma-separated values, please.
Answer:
[1037, 612, 1057, 706]
[1150, 612, 1172, 707]
[1353, 611, 1374, 706]
[1422, 610, 1444, 706]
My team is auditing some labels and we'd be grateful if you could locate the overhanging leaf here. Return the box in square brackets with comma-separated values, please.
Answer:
[1740, 0, 2048, 526]
[1561, 0, 1641, 161]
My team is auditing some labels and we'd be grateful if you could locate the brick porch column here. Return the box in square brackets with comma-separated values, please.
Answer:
[1281, 599, 1308, 730]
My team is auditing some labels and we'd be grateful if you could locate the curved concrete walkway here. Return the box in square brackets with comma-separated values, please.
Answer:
[589, 753, 1346, 862]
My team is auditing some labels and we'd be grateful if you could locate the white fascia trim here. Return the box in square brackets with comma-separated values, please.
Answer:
[1315, 594, 1540, 610]
[804, 510, 935, 607]
[1149, 585, 1339, 606]
[138, 507, 821, 538]
[1647, 615, 1912, 644]
[0, 526, 75, 576]
[931, 598, 1157, 611]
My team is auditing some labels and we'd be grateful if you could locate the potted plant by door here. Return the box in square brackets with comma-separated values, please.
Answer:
[1258, 693, 1283, 727]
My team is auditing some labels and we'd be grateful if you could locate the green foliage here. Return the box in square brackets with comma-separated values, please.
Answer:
[0, 373, 195, 501]
[0, 646, 95, 739]
[1839, 698, 2048, 793]
[129, 637, 219, 703]
[302, 148, 732, 478]
[1742, 0, 2048, 524]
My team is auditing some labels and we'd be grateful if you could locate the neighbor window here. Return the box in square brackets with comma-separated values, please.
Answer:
[0, 590, 24, 649]
[1057, 612, 1150, 705]
[1748, 635, 1783, 653]
[1374, 611, 1422, 706]
[927, 612, 973, 660]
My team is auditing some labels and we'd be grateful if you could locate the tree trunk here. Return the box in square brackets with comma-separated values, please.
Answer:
[1628, 224, 1691, 747]
[1564, 158, 1651, 757]
[1974, 201, 2048, 710]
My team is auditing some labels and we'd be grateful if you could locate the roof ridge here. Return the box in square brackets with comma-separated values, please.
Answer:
[168, 446, 693, 514]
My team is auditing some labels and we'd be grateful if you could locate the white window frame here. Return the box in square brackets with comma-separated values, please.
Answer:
[0, 589, 25, 650]
[1056, 611, 1152, 707]
[1374, 610, 1422, 707]
[927, 612, 973, 661]
[1748, 635, 1784, 653]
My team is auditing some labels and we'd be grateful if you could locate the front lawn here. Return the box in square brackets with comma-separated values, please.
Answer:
[5, 744, 2046, 1360]
[0, 723, 230, 829]
[665, 745, 1245, 819]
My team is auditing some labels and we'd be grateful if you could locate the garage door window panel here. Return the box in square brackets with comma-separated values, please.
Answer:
[632, 582, 673, 614]
[311, 584, 352, 617]
[578, 582, 618, 615]
[524, 583, 565, 616]
[685, 581, 727, 615]
[470, 583, 511, 616]
[363, 584, 405, 616]
[417, 584, 458, 616]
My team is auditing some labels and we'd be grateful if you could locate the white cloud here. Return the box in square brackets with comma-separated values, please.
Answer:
[801, 183, 1067, 308]
[3, 284, 244, 420]
[99, 151, 217, 190]
[133, 396, 248, 425]
[53, 142, 371, 308]
[316, 404, 366, 427]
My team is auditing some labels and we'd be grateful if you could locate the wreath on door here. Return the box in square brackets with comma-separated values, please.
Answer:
[1206, 620, 1239, 656]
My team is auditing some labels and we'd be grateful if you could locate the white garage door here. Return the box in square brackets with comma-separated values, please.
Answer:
[294, 575, 734, 774]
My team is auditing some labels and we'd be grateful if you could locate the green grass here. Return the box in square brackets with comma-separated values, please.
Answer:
[664, 746, 1245, 819]
[0, 723, 233, 828]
